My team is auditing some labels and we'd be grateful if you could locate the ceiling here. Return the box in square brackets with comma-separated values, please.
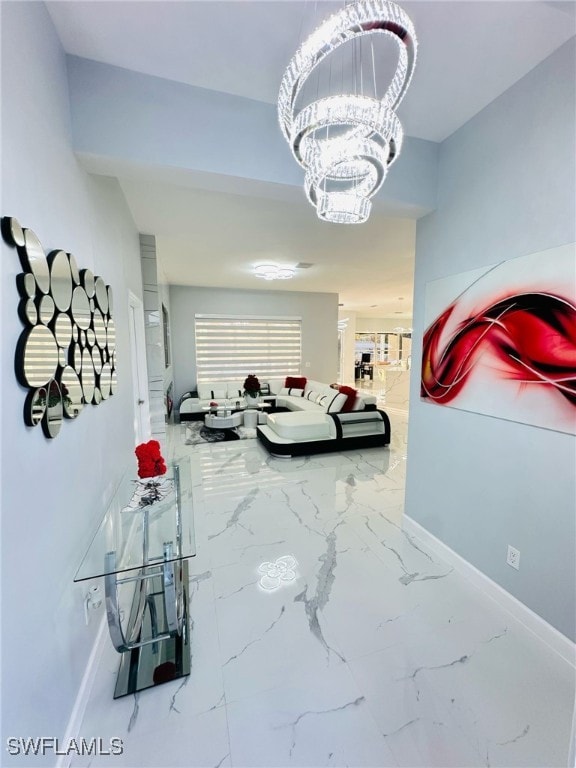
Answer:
[47, 0, 575, 318]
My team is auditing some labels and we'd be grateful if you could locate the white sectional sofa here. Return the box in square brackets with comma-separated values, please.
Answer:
[178, 377, 377, 420]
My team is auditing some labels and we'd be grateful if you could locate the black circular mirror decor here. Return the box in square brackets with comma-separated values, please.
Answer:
[16, 272, 37, 299]
[71, 286, 91, 330]
[48, 250, 73, 312]
[61, 366, 84, 419]
[80, 268, 95, 298]
[20, 229, 50, 294]
[38, 294, 55, 325]
[19, 299, 37, 326]
[4, 217, 117, 438]
[68, 253, 80, 285]
[99, 362, 112, 399]
[42, 380, 63, 438]
[2, 216, 26, 247]
[81, 349, 95, 403]
[24, 386, 47, 427]
[54, 312, 72, 348]
[17, 324, 58, 388]
[94, 276, 109, 314]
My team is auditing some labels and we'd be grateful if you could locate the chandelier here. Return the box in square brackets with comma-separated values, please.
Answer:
[254, 263, 296, 280]
[278, 0, 417, 224]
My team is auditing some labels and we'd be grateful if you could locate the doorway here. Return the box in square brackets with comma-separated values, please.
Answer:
[128, 292, 151, 445]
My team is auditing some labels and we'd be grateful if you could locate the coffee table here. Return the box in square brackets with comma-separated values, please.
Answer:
[204, 411, 243, 430]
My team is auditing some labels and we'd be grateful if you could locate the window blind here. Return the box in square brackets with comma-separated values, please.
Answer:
[194, 315, 302, 383]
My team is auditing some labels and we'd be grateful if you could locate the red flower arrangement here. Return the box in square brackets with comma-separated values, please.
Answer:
[243, 374, 261, 396]
[135, 440, 167, 479]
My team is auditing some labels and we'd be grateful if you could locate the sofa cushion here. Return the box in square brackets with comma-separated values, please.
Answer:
[226, 382, 245, 399]
[285, 376, 307, 389]
[338, 385, 358, 412]
[325, 391, 347, 413]
[279, 387, 304, 397]
[198, 383, 228, 400]
[267, 411, 332, 440]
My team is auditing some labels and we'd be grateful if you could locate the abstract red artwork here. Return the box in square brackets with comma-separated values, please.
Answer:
[421, 244, 576, 434]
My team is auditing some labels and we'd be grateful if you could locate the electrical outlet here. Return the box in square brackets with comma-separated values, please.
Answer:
[507, 545, 520, 570]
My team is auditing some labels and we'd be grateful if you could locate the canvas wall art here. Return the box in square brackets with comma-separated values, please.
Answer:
[421, 243, 576, 435]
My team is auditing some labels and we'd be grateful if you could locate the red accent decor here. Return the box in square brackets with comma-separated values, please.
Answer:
[285, 376, 307, 388]
[421, 292, 576, 406]
[135, 440, 167, 479]
[339, 385, 358, 411]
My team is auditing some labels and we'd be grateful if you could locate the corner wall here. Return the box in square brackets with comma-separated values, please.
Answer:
[1, 3, 143, 758]
[169, 286, 338, 400]
[405, 39, 576, 640]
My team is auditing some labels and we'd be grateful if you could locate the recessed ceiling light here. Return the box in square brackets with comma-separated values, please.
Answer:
[370, 304, 378, 308]
[296, 262, 314, 269]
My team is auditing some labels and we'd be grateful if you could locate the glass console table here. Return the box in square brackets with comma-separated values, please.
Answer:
[75, 458, 195, 698]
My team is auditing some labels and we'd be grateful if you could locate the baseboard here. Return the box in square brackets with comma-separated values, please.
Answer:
[56, 615, 108, 768]
[403, 515, 576, 668]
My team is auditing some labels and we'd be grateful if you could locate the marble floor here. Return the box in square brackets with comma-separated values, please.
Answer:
[73, 406, 575, 768]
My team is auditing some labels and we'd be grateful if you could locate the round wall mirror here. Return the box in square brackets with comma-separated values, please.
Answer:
[80, 268, 95, 298]
[19, 299, 37, 326]
[17, 325, 58, 387]
[54, 312, 72, 348]
[92, 387, 102, 405]
[48, 250, 73, 312]
[81, 349, 95, 403]
[2, 216, 25, 247]
[68, 253, 80, 285]
[17, 272, 37, 299]
[70, 343, 82, 373]
[107, 286, 114, 317]
[99, 362, 112, 399]
[61, 366, 84, 419]
[20, 229, 50, 294]
[38, 294, 55, 325]
[106, 317, 116, 354]
[111, 367, 118, 395]
[42, 380, 63, 438]
[94, 277, 109, 314]
[92, 347, 103, 375]
[71, 286, 91, 330]
[93, 311, 107, 347]
[24, 386, 47, 427]
[86, 328, 96, 347]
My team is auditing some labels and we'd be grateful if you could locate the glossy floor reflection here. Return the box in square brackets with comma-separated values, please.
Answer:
[72, 410, 575, 768]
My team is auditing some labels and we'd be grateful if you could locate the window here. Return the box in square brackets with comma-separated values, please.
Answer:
[195, 315, 302, 383]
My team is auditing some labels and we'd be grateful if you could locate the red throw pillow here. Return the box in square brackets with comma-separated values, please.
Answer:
[338, 385, 358, 412]
[285, 376, 307, 389]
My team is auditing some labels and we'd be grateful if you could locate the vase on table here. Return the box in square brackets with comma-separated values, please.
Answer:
[245, 393, 260, 409]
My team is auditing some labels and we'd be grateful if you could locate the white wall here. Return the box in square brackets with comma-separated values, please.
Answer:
[169, 285, 338, 400]
[406, 39, 576, 640]
[1, 3, 143, 757]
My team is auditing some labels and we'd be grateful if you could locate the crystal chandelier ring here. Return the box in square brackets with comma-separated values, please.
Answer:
[304, 138, 390, 205]
[278, 0, 417, 141]
[293, 96, 404, 167]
